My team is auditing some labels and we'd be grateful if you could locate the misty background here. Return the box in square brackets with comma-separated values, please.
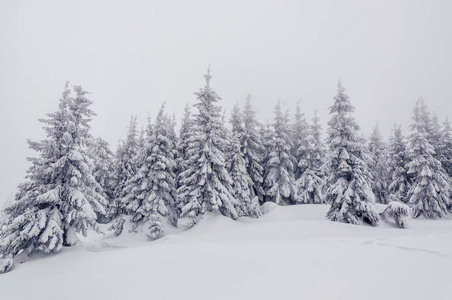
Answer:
[1, 0, 451, 207]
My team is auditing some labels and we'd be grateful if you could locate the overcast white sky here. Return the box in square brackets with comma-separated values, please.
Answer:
[1, 0, 451, 206]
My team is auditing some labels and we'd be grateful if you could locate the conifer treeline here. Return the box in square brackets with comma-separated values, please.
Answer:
[1, 70, 451, 261]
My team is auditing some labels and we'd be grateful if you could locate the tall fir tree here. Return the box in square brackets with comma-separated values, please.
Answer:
[295, 113, 325, 204]
[439, 116, 452, 178]
[368, 125, 389, 204]
[291, 101, 310, 179]
[311, 111, 327, 176]
[87, 137, 115, 222]
[325, 81, 379, 226]
[122, 103, 177, 238]
[241, 96, 265, 200]
[227, 105, 261, 217]
[112, 116, 139, 215]
[263, 101, 296, 205]
[0, 83, 107, 258]
[177, 104, 194, 169]
[387, 125, 411, 203]
[177, 68, 238, 224]
[429, 113, 443, 160]
[406, 99, 450, 218]
[175, 103, 194, 213]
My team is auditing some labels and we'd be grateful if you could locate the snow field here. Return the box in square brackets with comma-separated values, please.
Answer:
[1, 204, 451, 300]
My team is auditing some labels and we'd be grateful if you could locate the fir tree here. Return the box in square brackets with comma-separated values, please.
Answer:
[295, 114, 325, 204]
[242, 96, 265, 200]
[87, 137, 115, 222]
[0, 83, 107, 258]
[177, 68, 238, 225]
[292, 101, 310, 179]
[429, 113, 443, 159]
[368, 125, 389, 204]
[406, 100, 449, 218]
[325, 81, 379, 226]
[230, 104, 244, 136]
[175, 104, 194, 213]
[112, 115, 139, 215]
[311, 111, 327, 177]
[439, 116, 452, 177]
[227, 106, 261, 217]
[122, 103, 177, 238]
[387, 125, 411, 203]
[138, 126, 146, 150]
[263, 101, 296, 205]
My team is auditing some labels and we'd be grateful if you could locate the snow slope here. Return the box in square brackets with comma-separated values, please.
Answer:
[1, 204, 452, 300]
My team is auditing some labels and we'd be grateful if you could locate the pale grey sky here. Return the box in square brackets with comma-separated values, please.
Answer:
[1, 0, 451, 206]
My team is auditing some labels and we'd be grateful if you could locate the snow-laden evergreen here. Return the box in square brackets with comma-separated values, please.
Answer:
[406, 100, 450, 219]
[122, 103, 178, 238]
[177, 104, 194, 171]
[259, 121, 273, 171]
[263, 101, 296, 205]
[0, 83, 107, 258]
[295, 113, 325, 204]
[368, 125, 389, 204]
[175, 103, 194, 214]
[112, 116, 139, 216]
[325, 81, 379, 226]
[87, 137, 115, 222]
[291, 102, 310, 180]
[241, 96, 265, 201]
[226, 105, 261, 217]
[137, 126, 145, 149]
[429, 113, 443, 160]
[387, 125, 411, 203]
[439, 117, 452, 178]
[177, 68, 238, 225]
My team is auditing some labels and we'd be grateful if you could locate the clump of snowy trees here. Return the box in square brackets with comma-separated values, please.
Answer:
[0, 83, 108, 260]
[1, 71, 451, 268]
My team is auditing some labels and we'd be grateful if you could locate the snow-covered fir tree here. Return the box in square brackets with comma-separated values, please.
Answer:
[295, 113, 325, 204]
[230, 104, 244, 136]
[87, 137, 115, 199]
[87, 137, 115, 222]
[112, 116, 139, 215]
[311, 111, 327, 176]
[259, 121, 273, 173]
[439, 116, 452, 178]
[291, 101, 310, 180]
[241, 96, 265, 200]
[177, 68, 238, 225]
[177, 104, 194, 168]
[175, 103, 194, 213]
[263, 101, 296, 205]
[325, 81, 379, 226]
[122, 103, 178, 238]
[406, 99, 450, 218]
[368, 125, 389, 204]
[0, 83, 107, 258]
[387, 125, 411, 203]
[138, 126, 146, 149]
[226, 105, 261, 217]
[429, 113, 443, 160]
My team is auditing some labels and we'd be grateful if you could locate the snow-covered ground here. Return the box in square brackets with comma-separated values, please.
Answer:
[1, 204, 451, 300]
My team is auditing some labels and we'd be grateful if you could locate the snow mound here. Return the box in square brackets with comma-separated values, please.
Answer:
[380, 201, 411, 228]
[0, 258, 14, 274]
[260, 202, 279, 214]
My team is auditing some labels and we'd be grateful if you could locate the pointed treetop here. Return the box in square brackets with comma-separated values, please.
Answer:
[337, 79, 344, 94]
[204, 65, 212, 87]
